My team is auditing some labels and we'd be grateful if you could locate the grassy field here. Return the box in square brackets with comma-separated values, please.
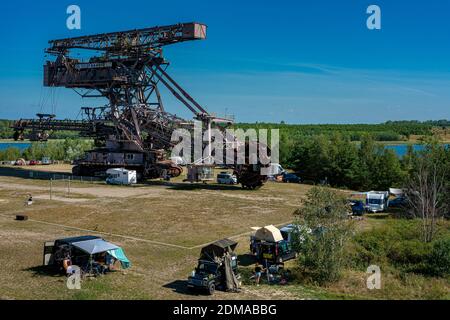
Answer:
[0, 165, 308, 299]
[0, 165, 448, 300]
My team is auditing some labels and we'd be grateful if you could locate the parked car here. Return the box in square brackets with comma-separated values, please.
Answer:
[187, 239, 240, 295]
[250, 225, 297, 264]
[43, 235, 130, 275]
[28, 160, 39, 166]
[349, 200, 365, 216]
[280, 223, 311, 245]
[282, 173, 301, 183]
[41, 157, 52, 165]
[389, 196, 408, 208]
[217, 172, 237, 185]
[250, 239, 296, 264]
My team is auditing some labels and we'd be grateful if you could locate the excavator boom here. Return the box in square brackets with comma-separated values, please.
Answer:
[47, 22, 206, 53]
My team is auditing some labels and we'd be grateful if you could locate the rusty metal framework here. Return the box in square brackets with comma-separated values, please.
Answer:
[12, 22, 268, 189]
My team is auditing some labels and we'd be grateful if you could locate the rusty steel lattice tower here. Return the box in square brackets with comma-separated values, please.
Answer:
[13, 22, 268, 189]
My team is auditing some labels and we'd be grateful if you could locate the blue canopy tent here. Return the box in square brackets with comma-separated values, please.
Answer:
[108, 247, 131, 269]
[71, 239, 119, 254]
[70, 238, 131, 272]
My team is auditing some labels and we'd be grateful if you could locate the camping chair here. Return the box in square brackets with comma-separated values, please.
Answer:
[85, 257, 105, 277]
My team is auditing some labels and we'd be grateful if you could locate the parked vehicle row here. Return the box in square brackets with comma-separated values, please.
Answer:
[187, 224, 304, 295]
[348, 190, 408, 216]
[13, 157, 53, 166]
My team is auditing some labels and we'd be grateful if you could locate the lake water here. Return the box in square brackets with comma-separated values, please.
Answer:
[384, 144, 449, 157]
[0, 142, 31, 151]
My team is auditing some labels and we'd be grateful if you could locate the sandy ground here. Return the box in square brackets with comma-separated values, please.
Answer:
[0, 180, 167, 198]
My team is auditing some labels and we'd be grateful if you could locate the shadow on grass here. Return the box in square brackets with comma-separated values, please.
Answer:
[238, 254, 257, 267]
[163, 280, 204, 296]
[141, 180, 243, 191]
[366, 213, 391, 219]
[0, 166, 68, 180]
[24, 265, 62, 278]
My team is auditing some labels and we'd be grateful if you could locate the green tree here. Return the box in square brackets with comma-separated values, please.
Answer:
[0, 147, 21, 161]
[405, 140, 448, 242]
[293, 187, 354, 284]
[21, 139, 93, 161]
[326, 134, 359, 188]
[372, 149, 405, 190]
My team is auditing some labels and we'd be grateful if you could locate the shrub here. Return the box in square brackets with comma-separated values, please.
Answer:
[387, 240, 431, 274]
[294, 187, 354, 284]
[353, 219, 450, 277]
[427, 238, 450, 277]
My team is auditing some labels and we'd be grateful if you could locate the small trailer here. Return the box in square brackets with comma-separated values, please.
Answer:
[105, 168, 137, 185]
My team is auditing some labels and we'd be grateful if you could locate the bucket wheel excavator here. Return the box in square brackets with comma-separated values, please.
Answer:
[12, 22, 268, 189]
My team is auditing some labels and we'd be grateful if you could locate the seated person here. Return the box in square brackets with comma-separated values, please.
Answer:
[105, 253, 116, 271]
[92, 252, 113, 274]
[63, 255, 73, 276]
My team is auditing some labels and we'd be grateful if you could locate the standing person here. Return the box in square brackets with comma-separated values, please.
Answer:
[254, 263, 262, 286]
[27, 194, 33, 206]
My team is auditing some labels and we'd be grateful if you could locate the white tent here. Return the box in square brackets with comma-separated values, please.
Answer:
[252, 225, 284, 243]
[71, 239, 119, 255]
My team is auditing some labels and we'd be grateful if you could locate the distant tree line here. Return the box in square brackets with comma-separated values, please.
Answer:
[0, 120, 13, 139]
[2, 118, 448, 141]
[0, 139, 93, 162]
[233, 120, 446, 143]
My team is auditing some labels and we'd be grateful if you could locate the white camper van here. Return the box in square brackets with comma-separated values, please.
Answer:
[106, 168, 137, 185]
[366, 191, 389, 213]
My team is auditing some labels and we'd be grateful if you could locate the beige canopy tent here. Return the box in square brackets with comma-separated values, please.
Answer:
[251, 225, 283, 243]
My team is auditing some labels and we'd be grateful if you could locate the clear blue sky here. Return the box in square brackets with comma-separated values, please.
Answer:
[0, 0, 449, 123]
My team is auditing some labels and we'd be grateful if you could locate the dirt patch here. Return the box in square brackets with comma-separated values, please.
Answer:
[33, 194, 91, 203]
[0, 181, 166, 199]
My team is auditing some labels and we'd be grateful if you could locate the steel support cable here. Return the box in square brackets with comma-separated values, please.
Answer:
[148, 67, 199, 116]
[154, 64, 207, 114]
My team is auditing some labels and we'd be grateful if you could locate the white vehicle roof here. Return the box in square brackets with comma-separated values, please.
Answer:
[280, 224, 295, 232]
[367, 193, 384, 199]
